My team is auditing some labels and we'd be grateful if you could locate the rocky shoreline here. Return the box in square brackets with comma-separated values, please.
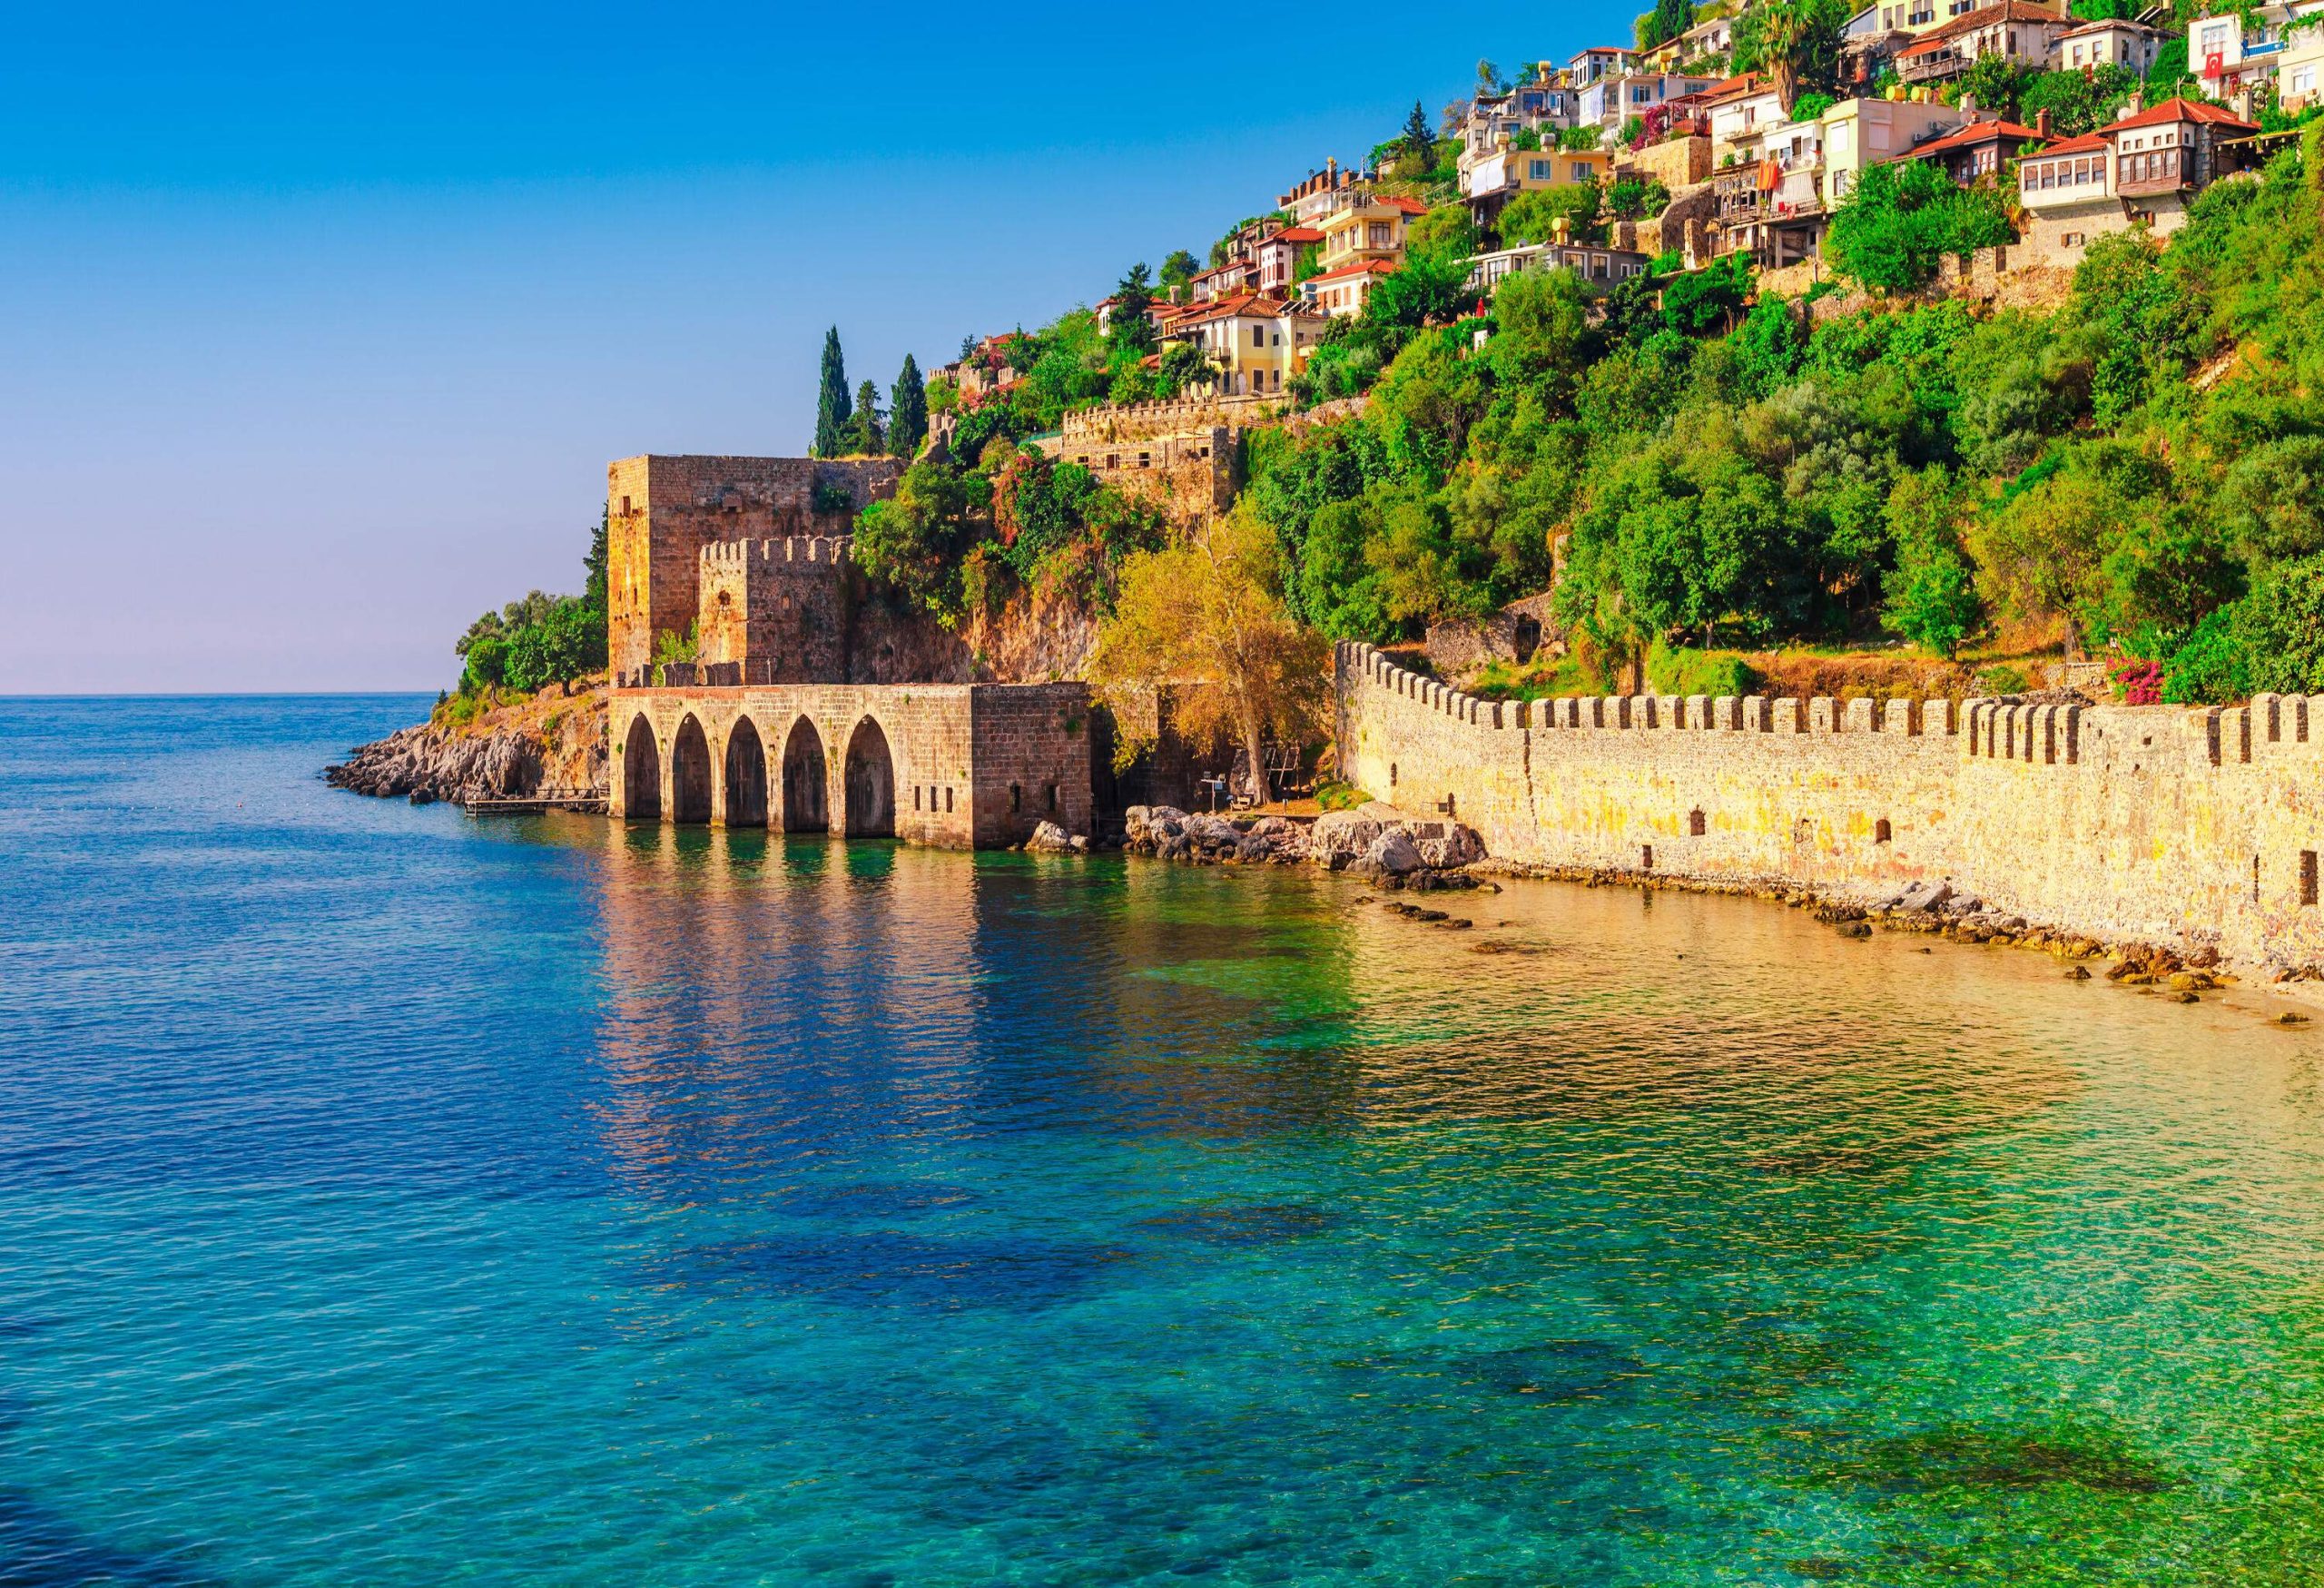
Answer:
[1117, 802, 1486, 887]
[1476, 858, 2323, 1014]
[326, 683, 611, 808]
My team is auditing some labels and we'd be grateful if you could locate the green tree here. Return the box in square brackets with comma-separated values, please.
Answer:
[1501, 182, 1604, 244]
[1110, 261, 1157, 353]
[1404, 203, 1479, 260]
[890, 354, 928, 459]
[813, 327, 850, 457]
[1825, 159, 2013, 292]
[842, 379, 884, 455]
[2019, 64, 2139, 137]
[1159, 249, 1201, 300]
[1560, 125, 1605, 152]
[852, 460, 991, 619]
[1399, 101, 1436, 170]
[1091, 506, 1331, 801]
[1157, 339, 1219, 395]
[1637, 0, 1695, 51]
[584, 506, 609, 619]
[1882, 469, 1982, 656]
[1753, 0, 1850, 112]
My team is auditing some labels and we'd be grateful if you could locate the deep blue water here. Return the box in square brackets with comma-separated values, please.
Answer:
[6, 695, 2324, 1585]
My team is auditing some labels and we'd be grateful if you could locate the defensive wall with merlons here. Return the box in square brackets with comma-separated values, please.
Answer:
[611, 683, 1092, 849]
[1335, 641, 2324, 969]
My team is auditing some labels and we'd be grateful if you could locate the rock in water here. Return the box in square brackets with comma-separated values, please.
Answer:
[1025, 821, 1075, 853]
[1354, 831, 1424, 879]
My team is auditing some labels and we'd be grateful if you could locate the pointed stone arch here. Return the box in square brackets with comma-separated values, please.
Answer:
[724, 717, 769, 828]
[781, 716, 829, 833]
[621, 715, 661, 821]
[671, 715, 713, 824]
[843, 716, 896, 839]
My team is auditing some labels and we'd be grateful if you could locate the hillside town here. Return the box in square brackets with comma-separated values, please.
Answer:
[931, 0, 2307, 413]
[428, 0, 2324, 817]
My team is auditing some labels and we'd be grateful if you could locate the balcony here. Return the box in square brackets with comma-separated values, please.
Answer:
[1897, 47, 1967, 83]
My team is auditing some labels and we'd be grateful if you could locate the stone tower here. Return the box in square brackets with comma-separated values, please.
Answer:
[605, 454, 901, 681]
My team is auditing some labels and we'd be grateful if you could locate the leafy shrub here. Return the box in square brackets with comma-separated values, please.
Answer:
[1646, 641, 1758, 697]
[1977, 664, 2031, 695]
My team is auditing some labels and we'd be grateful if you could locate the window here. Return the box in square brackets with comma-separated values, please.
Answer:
[1530, 158, 1550, 179]
[913, 786, 922, 811]
[1876, 818, 1893, 844]
[619, 495, 632, 514]
[2063, 231, 2084, 247]
[2303, 850, 2318, 906]
[1689, 808, 1706, 836]
[944, 787, 953, 814]
[1251, 325, 1265, 347]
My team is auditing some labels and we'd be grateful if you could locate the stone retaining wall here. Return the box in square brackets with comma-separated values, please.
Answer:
[1335, 641, 2324, 969]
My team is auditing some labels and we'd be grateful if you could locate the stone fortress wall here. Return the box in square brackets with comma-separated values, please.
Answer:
[696, 534, 855, 683]
[612, 684, 1092, 849]
[606, 454, 901, 680]
[608, 452, 1094, 848]
[1336, 642, 2324, 970]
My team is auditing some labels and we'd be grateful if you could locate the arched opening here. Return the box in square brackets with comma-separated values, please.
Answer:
[781, 717, 828, 833]
[622, 715, 661, 821]
[843, 717, 896, 839]
[1689, 807, 1706, 837]
[724, 718, 769, 828]
[671, 715, 713, 824]
[1875, 817, 1893, 844]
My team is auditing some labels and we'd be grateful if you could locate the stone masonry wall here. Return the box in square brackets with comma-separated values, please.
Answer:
[1337, 641, 2324, 970]
[606, 454, 901, 679]
[969, 685, 1094, 847]
[696, 535, 855, 681]
[610, 682, 1092, 849]
[1049, 426, 1237, 525]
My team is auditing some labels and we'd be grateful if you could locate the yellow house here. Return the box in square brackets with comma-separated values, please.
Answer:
[1461, 144, 1612, 231]
[1816, 94, 1963, 202]
[1161, 294, 1327, 395]
[1313, 193, 1428, 273]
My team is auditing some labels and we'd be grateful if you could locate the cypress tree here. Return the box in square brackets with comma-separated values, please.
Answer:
[813, 328, 851, 457]
[890, 354, 927, 459]
[845, 379, 884, 456]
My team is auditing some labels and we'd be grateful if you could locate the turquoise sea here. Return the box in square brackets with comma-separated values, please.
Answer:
[6, 695, 2324, 1585]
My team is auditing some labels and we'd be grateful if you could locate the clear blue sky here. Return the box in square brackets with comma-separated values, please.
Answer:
[0, 0, 1631, 692]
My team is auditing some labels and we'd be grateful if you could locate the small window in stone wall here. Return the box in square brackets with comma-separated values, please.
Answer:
[1689, 808, 1706, 836]
[2303, 850, 2318, 907]
[945, 787, 954, 814]
[1641, 844, 1654, 871]
[1046, 784, 1057, 813]
[1389, 763, 1399, 786]
[914, 786, 922, 811]
[1876, 818, 1893, 844]
[1010, 784, 1022, 813]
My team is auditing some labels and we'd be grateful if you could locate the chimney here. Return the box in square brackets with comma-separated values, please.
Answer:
[2035, 108, 2052, 138]
[1961, 93, 1977, 115]
[1327, 155, 1339, 182]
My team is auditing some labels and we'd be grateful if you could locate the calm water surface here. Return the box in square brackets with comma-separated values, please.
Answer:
[5, 696, 2324, 1585]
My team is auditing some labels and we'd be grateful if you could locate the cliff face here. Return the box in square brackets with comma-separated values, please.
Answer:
[327, 681, 611, 804]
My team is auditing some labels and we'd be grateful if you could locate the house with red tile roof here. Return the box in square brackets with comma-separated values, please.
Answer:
[1901, 113, 2045, 184]
[1300, 258, 1401, 319]
[1896, 0, 2076, 84]
[2014, 97, 2261, 264]
[1157, 293, 1327, 395]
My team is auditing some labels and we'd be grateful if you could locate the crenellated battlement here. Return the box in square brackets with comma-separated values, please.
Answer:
[1334, 640, 2324, 968]
[700, 534, 855, 570]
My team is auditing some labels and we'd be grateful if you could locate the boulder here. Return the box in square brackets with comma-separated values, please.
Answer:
[1891, 880, 1953, 913]
[1310, 811, 1384, 867]
[1025, 821, 1075, 853]
[1414, 824, 1486, 869]
[1354, 830, 1424, 879]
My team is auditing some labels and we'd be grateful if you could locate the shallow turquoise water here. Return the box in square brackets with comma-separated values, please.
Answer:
[6, 696, 2324, 1585]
